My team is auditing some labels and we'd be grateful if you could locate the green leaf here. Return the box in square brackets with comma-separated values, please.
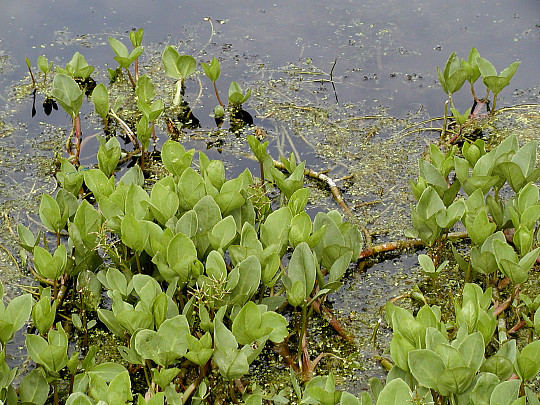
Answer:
[128, 28, 144, 47]
[375, 378, 412, 405]
[490, 380, 520, 405]
[51, 73, 83, 117]
[65, 52, 94, 79]
[96, 136, 121, 179]
[483, 76, 510, 95]
[32, 294, 57, 336]
[213, 319, 249, 380]
[288, 212, 312, 248]
[229, 255, 261, 306]
[66, 392, 94, 405]
[232, 302, 268, 345]
[37, 55, 53, 74]
[457, 331, 484, 371]
[177, 168, 206, 210]
[149, 178, 179, 225]
[161, 46, 196, 79]
[228, 81, 251, 105]
[210, 215, 237, 251]
[287, 242, 317, 302]
[91, 83, 109, 120]
[516, 340, 540, 381]
[33, 245, 67, 280]
[39, 193, 66, 234]
[121, 213, 148, 252]
[476, 56, 497, 77]
[161, 141, 191, 176]
[436, 367, 475, 396]
[467, 210, 496, 246]
[408, 349, 445, 390]
[201, 57, 221, 82]
[136, 74, 155, 102]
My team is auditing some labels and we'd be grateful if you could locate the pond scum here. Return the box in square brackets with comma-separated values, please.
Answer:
[0, 28, 538, 404]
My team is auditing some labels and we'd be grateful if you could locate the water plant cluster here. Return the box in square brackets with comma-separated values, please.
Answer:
[436, 48, 520, 141]
[376, 133, 540, 404]
[0, 30, 537, 405]
[7, 29, 365, 404]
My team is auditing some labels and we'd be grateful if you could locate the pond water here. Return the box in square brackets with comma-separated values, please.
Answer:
[0, 0, 538, 393]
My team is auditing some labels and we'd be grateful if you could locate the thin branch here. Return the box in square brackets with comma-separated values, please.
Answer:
[272, 159, 354, 218]
[109, 109, 140, 148]
[358, 231, 469, 260]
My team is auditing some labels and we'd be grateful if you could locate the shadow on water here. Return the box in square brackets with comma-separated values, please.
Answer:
[0, 0, 538, 393]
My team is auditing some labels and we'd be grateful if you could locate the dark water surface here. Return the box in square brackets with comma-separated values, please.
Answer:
[1, 0, 539, 113]
[0, 0, 538, 390]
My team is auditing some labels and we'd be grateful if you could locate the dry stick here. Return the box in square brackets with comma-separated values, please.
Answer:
[110, 109, 140, 148]
[358, 231, 469, 260]
[272, 159, 354, 218]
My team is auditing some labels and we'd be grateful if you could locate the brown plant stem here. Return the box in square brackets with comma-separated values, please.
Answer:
[493, 285, 520, 317]
[508, 320, 526, 334]
[181, 364, 207, 404]
[310, 299, 354, 343]
[74, 114, 82, 161]
[26, 63, 37, 88]
[214, 81, 224, 107]
[125, 67, 136, 88]
[53, 380, 59, 405]
[274, 338, 299, 372]
[229, 381, 240, 404]
[358, 239, 425, 259]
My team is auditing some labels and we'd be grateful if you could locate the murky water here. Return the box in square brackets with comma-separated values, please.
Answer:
[0, 0, 538, 393]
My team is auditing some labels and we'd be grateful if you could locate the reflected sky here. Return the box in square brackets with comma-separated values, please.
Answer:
[0, 0, 538, 115]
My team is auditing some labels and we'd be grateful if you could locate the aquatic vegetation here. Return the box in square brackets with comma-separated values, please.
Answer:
[437, 48, 520, 140]
[3, 33, 538, 405]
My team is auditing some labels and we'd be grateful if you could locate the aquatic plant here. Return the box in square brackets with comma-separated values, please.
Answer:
[109, 35, 144, 88]
[50, 73, 84, 162]
[7, 36, 539, 405]
[437, 48, 520, 139]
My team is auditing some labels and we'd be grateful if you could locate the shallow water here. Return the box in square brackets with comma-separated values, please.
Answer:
[0, 0, 538, 393]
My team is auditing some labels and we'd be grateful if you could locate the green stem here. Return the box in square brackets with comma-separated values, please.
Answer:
[298, 304, 307, 371]
[73, 114, 81, 161]
[26, 61, 37, 88]
[135, 251, 142, 274]
[470, 82, 477, 101]
[143, 360, 153, 394]
[491, 93, 498, 112]
[229, 381, 239, 404]
[442, 99, 449, 137]
[79, 292, 88, 353]
[54, 379, 59, 405]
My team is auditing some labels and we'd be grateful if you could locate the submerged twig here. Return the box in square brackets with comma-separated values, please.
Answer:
[311, 298, 354, 342]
